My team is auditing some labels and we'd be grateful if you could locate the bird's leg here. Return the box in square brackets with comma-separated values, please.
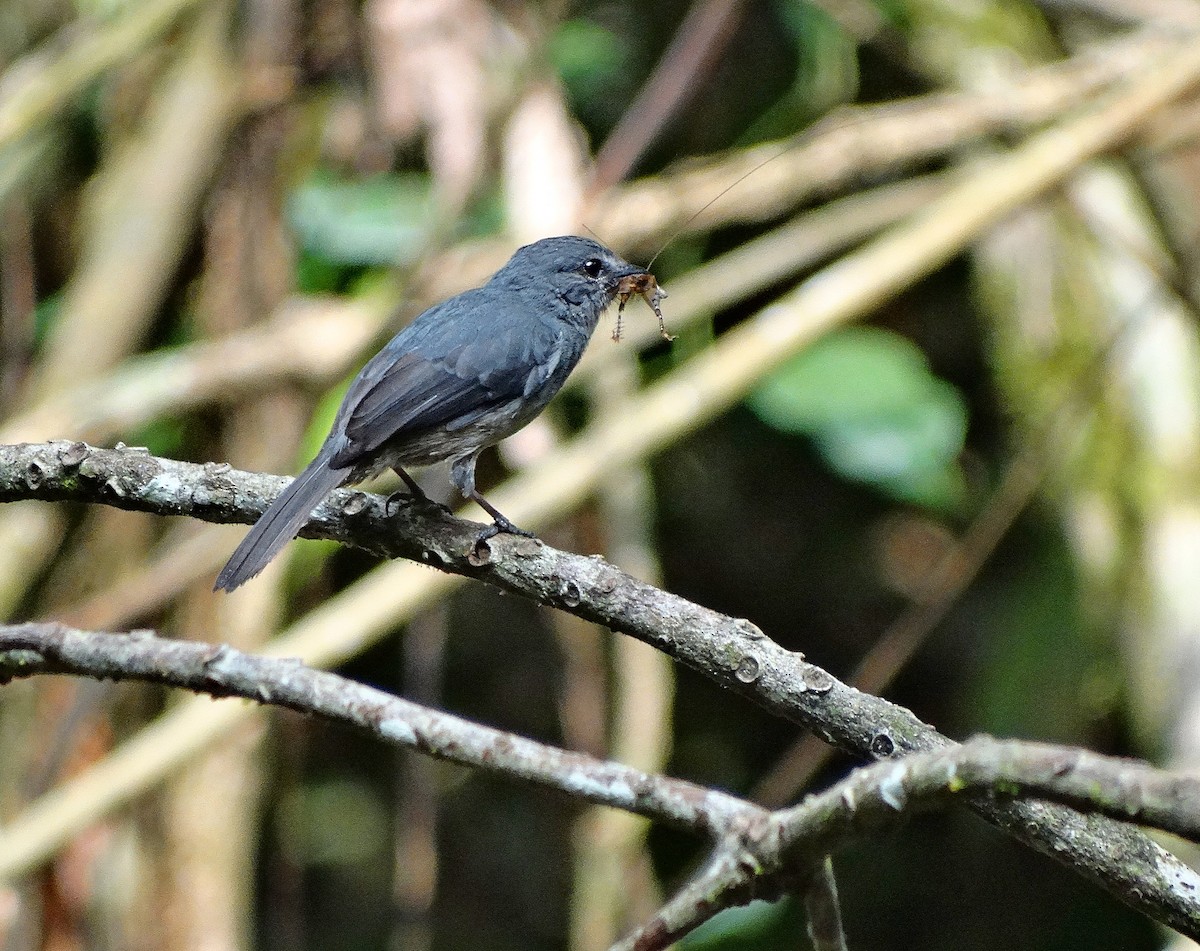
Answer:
[450, 453, 536, 546]
[385, 467, 449, 517]
[471, 492, 537, 544]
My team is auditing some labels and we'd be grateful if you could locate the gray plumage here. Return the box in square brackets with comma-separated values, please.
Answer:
[215, 235, 649, 591]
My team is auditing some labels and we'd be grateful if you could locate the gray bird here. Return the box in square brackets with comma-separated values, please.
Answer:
[215, 235, 653, 591]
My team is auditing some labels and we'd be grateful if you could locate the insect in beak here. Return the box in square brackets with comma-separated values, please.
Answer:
[614, 272, 674, 343]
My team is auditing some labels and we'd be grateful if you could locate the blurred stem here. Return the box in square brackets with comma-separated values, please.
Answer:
[0, 130, 54, 207]
[909, 0, 1200, 769]
[0, 0, 210, 154]
[503, 76, 589, 241]
[753, 411, 1052, 806]
[748, 341, 1123, 802]
[0, 292, 389, 444]
[158, 3, 301, 939]
[0, 38, 1172, 460]
[32, 2, 241, 398]
[1031, 0, 1200, 29]
[751, 296, 1143, 808]
[160, 718, 267, 951]
[0, 2, 242, 616]
[569, 353, 673, 951]
[0, 173, 944, 452]
[802, 858, 848, 951]
[0, 195, 34, 404]
[583, 173, 948, 367]
[586, 0, 748, 197]
[5, 11, 256, 934]
[391, 608, 449, 951]
[805, 0, 891, 42]
[592, 31, 1177, 250]
[50, 524, 237, 631]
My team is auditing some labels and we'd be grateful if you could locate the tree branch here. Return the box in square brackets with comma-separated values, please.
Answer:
[3, 441, 1200, 939]
[619, 737, 1200, 948]
[5, 622, 1200, 948]
[0, 623, 759, 837]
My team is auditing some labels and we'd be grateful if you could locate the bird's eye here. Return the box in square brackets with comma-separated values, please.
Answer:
[580, 259, 603, 278]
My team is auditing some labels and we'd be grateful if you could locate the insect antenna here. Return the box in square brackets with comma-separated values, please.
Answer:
[584, 139, 799, 342]
[581, 221, 608, 244]
[644, 144, 790, 272]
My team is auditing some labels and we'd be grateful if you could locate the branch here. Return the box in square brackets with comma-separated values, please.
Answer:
[3, 441, 1200, 939]
[609, 848, 755, 951]
[5, 622, 1200, 948]
[775, 737, 1200, 852]
[0, 440, 944, 743]
[0, 623, 758, 837]
[620, 737, 1200, 947]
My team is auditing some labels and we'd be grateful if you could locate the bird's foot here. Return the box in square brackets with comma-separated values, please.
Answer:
[473, 515, 537, 549]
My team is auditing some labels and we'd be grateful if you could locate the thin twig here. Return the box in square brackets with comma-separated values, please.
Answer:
[608, 848, 752, 951]
[802, 858, 849, 951]
[0, 623, 759, 837]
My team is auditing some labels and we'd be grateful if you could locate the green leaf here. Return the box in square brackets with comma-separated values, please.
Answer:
[294, 250, 346, 294]
[549, 18, 634, 127]
[277, 779, 389, 867]
[680, 899, 794, 950]
[748, 326, 968, 509]
[32, 292, 62, 347]
[550, 19, 625, 91]
[288, 171, 433, 268]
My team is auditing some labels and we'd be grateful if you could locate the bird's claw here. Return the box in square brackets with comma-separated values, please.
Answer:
[473, 517, 537, 551]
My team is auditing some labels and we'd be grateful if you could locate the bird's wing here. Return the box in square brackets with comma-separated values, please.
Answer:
[329, 295, 558, 466]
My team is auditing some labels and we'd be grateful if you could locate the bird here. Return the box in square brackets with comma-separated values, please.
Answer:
[214, 235, 655, 591]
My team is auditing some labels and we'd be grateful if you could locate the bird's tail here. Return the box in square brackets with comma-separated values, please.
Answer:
[214, 450, 349, 592]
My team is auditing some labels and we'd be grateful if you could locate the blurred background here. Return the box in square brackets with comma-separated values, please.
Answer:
[3, 0, 1200, 948]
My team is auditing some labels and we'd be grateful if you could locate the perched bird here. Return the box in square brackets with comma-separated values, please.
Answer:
[215, 235, 654, 591]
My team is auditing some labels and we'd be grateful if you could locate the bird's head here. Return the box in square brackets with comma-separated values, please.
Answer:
[491, 236, 652, 330]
